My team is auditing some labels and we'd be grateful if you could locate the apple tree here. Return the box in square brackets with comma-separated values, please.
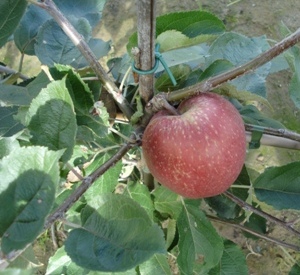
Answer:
[1, 0, 300, 274]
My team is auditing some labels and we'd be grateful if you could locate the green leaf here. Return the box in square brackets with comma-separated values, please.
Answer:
[254, 162, 300, 210]
[208, 33, 271, 97]
[127, 10, 224, 53]
[199, 59, 234, 81]
[84, 151, 122, 200]
[155, 64, 192, 92]
[0, 146, 62, 253]
[288, 47, 300, 109]
[290, 263, 300, 275]
[65, 194, 166, 272]
[47, 245, 137, 275]
[125, 181, 155, 220]
[50, 65, 94, 114]
[35, 17, 92, 67]
[156, 10, 225, 38]
[0, 136, 20, 159]
[0, 106, 24, 137]
[0, 269, 32, 275]
[205, 166, 250, 219]
[0, 84, 32, 106]
[237, 104, 285, 129]
[208, 240, 248, 275]
[0, 0, 27, 48]
[215, 83, 272, 110]
[46, 246, 82, 275]
[25, 79, 77, 162]
[177, 200, 223, 275]
[157, 30, 216, 52]
[152, 185, 182, 219]
[289, 72, 300, 109]
[139, 254, 172, 275]
[14, 4, 51, 55]
[243, 209, 267, 239]
[71, 38, 111, 68]
[55, 0, 107, 28]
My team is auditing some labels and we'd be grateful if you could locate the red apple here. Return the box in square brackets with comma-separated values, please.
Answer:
[142, 93, 246, 198]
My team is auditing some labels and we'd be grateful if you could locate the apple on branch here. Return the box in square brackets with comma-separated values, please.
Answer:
[142, 93, 247, 198]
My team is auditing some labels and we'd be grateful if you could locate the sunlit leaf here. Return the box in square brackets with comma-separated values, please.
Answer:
[25, 79, 77, 162]
[125, 181, 154, 220]
[84, 151, 122, 200]
[65, 194, 166, 272]
[177, 200, 223, 274]
[0, 146, 62, 253]
[156, 10, 225, 37]
[254, 161, 300, 209]
[208, 240, 248, 274]
[139, 254, 172, 275]
[152, 185, 182, 219]
[0, 136, 20, 159]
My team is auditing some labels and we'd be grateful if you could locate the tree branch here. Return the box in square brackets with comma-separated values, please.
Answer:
[165, 27, 300, 102]
[135, 0, 156, 103]
[44, 137, 138, 228]
[207, 215, 300, 251]
[223, 191, 300, 238]
[34, 0, 134, 119]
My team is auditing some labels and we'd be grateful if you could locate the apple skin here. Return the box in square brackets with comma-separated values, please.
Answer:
[142, 93, 246, 198]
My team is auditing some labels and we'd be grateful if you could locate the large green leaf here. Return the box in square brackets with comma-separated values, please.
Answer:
[0, 0, 27, 48]
[84, 151, 122, 200]
[139, 254, 172, 275]
[156, 10, 225, 37]
[35, 17, 92, 67]
[65, 194, 166, 272]
[254, 162, 300, 210]
[208, 33, 271, 97]
[0, 84, 32, 106]
[125, 181, 155, 220]
[0, 146, 62, 253]
[25, 79, 77, 163]
[55, 0, 107, 28]
[127, 10, 224, 53]
[208, 240, 248, 275]
[152, 185, 182, 219]
[177, 200, 223, 275]
[50, 65, 94, 113]
[14, 4, 51, 55]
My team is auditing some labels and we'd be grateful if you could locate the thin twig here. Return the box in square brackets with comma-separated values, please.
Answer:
[223, 191, 300, 238]
[245, 124, 300, 142]
[245, 131, 300, 150]
[0, 65, 29, 81]
[207, 215, 300, 251]
[34, 0, 133, 119]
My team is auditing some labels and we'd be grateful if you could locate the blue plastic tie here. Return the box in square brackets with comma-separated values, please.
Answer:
[132, 44, 177, 86]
